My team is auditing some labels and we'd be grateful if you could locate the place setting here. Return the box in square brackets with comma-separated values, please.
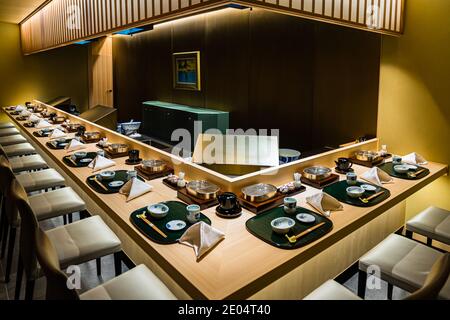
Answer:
[378, 153, 430, 180]
[322, 171, 391, 207]
[87, 169, 147, 194]
[63, 150, 98, 167]
[129, 201, 212, 245]
[46, 138, 73, 149]
[33, 127, 53, 137]
[246, 196, 333, 249]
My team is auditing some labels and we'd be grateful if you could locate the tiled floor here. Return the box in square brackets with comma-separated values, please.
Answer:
[0, 212, 128, 300]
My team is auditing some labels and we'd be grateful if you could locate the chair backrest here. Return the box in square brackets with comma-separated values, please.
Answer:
[35, 228, 79, 300]
[405, 253, 450, 300]
[0, 155, 20, 225]
[0, 145, 7, 159]
[10, 179, 40, 279]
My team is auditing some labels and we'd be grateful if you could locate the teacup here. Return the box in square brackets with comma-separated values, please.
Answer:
[346, 172, 358, 185]
[97, 150, 105, 157]
[128, 149, 140, 162]
[126, 170, 137, 181]
[393, 155, 402, 164]
[217, 192, 238, 211]
[283, 197, 297, 215]
[335, 157, 353, 171]
[186, 204, 201, 224]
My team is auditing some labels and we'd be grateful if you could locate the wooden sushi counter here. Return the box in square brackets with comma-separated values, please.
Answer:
[3, 101, 448, 300]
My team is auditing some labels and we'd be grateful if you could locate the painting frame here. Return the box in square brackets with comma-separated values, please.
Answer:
[172, 51, 201, 91]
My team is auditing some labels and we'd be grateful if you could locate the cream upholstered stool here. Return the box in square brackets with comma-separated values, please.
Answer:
[0, 156, 65, 283]
[0, 122, 15, 129]
[11, 179, 123, 300]
[304, 280, 362, 300]
[0, 127, 20, 137]
[9, 154, 48, 172]
[358, 234, 450, 300]
[36, 228, 176, 300]
[0, 134, 27, 146]
[2, 142, 36, 157]
[406, 206, 450, 246]
[305, 253, 450, 300]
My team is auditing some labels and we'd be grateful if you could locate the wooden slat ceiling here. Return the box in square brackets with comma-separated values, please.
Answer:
[20, 0, 405, 55]
[0, 0, 47, 23]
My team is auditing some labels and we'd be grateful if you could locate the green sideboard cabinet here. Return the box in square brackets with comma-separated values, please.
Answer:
[142, 101, 229, 148]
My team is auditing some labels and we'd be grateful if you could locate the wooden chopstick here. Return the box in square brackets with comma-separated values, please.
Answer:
[139, 213, 168, 238]
[91, 176, 108, 192]
[365, 191, 385, 202]
[289, 222, 326, 242]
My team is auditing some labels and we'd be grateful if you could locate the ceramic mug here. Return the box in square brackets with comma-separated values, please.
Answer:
[335, 157, 353, 171]
[393, 155, 402, 164]
[186, 204, 201, 224]
[126, 170, 137, 181]
[97, 149, 105, 157]
[346, 172, 358, 185]
[283, 197, 297, 215]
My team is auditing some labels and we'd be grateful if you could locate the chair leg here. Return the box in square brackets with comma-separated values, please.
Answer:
[0, 197, 6, 244]
[387, 283, 394, 300]
[405, 230, 413, 239]
[80, 210, 90, 219]
[5, 227, 17, 283]
[63, 215, 67, 225]
[15, 256, 24, 300]
[25, 279, 35, 300]
[427, 238, 433, 247]
[357, 270, 367, 299]
[114, 252, 122, 276]
[0, 223, 9, 259]
[96, 257, 102, 276]
[68, 213, 73, 224]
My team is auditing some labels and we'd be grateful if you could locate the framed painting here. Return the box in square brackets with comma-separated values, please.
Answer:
[173, 51, 201, 91]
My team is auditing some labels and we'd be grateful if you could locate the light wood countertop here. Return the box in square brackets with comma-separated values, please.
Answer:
[4, 108, 448, 299]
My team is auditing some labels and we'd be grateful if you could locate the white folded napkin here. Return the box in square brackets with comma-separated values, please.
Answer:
[35, 120, 52, 128]
[29, 114, 41, 123]
[361, 167, 393, 186]
[19, 110, 31, 117]
[88, 155, 115, 172]
[402, 152, 428, 165]
[306, 192, 343, 217]
[179, 221, 225, 261]
[15, 105, 25, 112]
[119, 177, 153, 202]
[64, 139, 86, 152]
[49, 128, 66, 139]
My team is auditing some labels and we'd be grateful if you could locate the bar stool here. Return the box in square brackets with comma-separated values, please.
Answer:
[0, 156, 65, 283]
[358, 234, 450, 300]
[2, 142, 36, 157]
[406, 206, 450, 246]
[0, 127, 20, 137]
[8, 154, 48, 172]
[304, 253, 450, 300]
[36, 228, 177, 300]
[0, 122, 15, 129]
[0, 134, 27, 146]
[11, 179, 123, 300]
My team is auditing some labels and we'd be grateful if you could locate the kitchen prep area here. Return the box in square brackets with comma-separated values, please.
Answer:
[0, 0, 449, 308]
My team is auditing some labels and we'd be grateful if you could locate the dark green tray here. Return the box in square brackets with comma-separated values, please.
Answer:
[245, 206, 333, 249]
[378, 162, 430, 180]
[62, 152, 97, 167]
[323, 180, 390, 207]
[46, 139, 73, 150]
[130, 201, 211, 244]
[86, 170, 144, 194]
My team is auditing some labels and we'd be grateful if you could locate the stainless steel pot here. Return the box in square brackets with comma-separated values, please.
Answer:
[141, 159, 166, 172]
[108, 143, 129, 154]
[355, 150, 381, 162]
[241, 183, 277, 202]
[303, 166, 332, 181]
[186, 180, 220, 200]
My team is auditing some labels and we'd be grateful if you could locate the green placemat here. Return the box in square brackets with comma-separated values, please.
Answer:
[323, 180, 390, 207]
[46, 139, 73, 150]
[130, 201, 211, 244]
[62, 152, 97, 167]
[378, 162, 430, 180]
[86, 170, 144, 194]
[245, 207, 333, 249]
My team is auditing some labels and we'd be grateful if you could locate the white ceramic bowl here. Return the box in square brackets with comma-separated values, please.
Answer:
[346, 186, 365, 198]
[361, 184, 377, 192]
[271, 217, 295, 234]
[394, 164, 410, 174]
[147, 203, 169, 219]
[74, 151, 87, 159]
[99, 170, 115, 180]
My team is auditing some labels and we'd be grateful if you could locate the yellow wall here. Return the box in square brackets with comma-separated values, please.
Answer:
[0, 22, 88, 111]
[378, 0, 450, 219]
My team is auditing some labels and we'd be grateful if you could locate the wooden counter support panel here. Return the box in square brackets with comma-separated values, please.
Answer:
[4, 106, 448, 300]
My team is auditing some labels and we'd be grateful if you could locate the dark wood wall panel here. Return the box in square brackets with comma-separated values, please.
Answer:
[113, 8, 380, 151]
